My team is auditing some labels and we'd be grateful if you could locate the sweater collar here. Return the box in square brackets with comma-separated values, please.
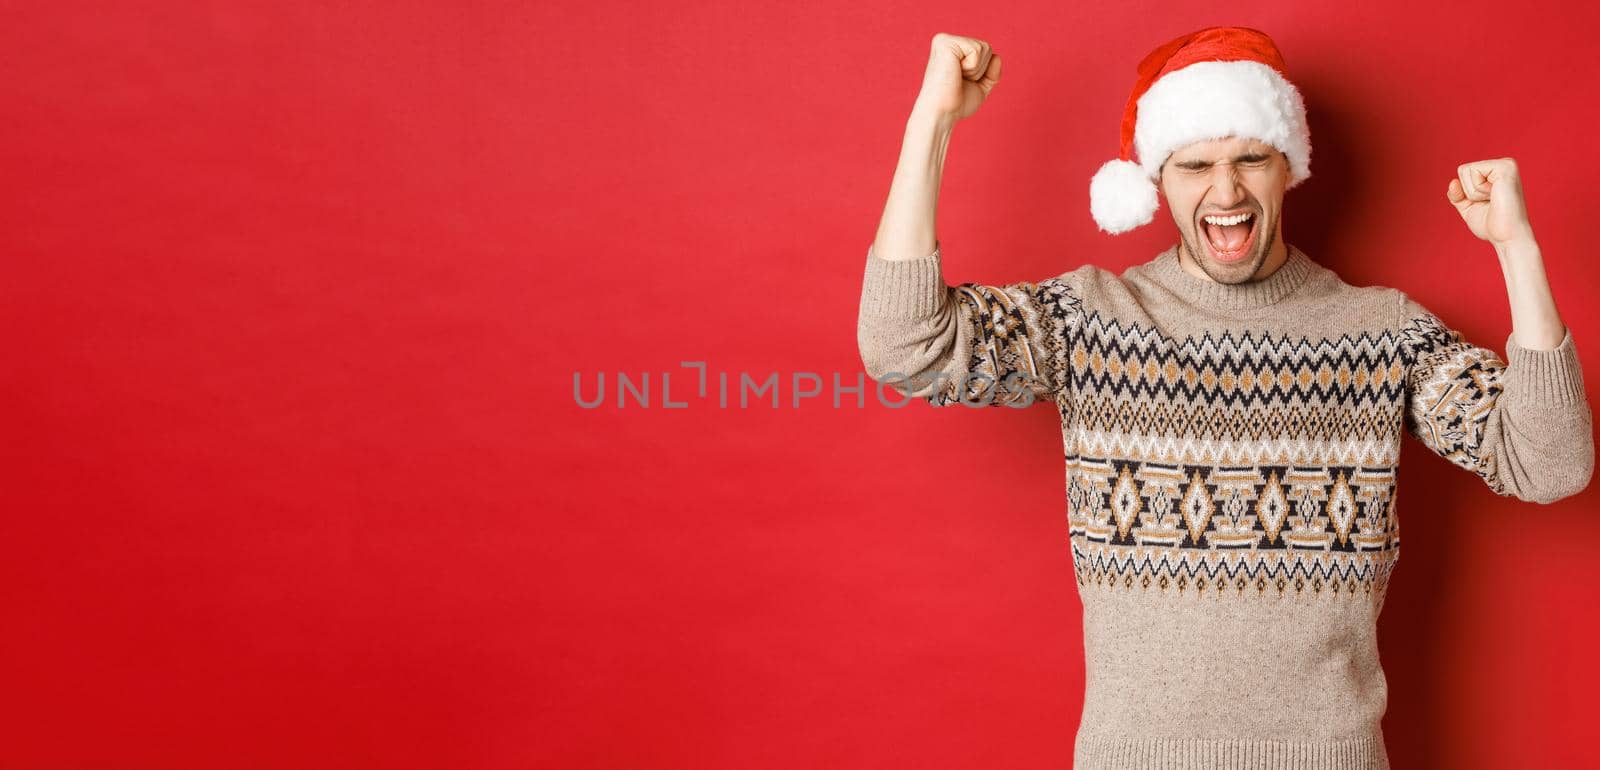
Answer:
[1143, 243, 1317, 311]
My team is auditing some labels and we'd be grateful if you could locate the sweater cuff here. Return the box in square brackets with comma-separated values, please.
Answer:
[1503, 327, 1588, 410]
[859, 240, 946, 319]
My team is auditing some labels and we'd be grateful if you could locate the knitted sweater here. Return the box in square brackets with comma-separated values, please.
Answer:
[856, 241, 1594, 770]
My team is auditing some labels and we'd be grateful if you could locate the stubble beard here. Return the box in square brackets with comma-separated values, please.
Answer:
[1178, 208, 1279, 285]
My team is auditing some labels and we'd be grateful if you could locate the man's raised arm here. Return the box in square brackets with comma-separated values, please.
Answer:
[857, 34, 1083, 408]
[1396, 158, 1595, 502]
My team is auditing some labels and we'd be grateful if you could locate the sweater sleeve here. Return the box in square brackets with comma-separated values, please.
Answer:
[856, 240, 1085, 408]
[1396, 290, 1594, 503]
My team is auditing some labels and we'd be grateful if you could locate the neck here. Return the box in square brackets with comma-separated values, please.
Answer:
[1144, 237, 1317, 312]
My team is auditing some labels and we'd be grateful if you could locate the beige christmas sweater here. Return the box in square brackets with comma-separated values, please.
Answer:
[856, 240, 1594, 770]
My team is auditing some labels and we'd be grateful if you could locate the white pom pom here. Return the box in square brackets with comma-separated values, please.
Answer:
[1089, 158, 1159, 235]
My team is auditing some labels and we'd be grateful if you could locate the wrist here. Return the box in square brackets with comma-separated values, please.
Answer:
[908, 99, 960, 132]
[1493, 234, 1541, 261]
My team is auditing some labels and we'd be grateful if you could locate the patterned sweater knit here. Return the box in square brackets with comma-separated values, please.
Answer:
[855, 241, 1594, 770]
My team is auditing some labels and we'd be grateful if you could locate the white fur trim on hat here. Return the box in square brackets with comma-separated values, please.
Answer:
[1133, 59, 1312, 186]
[1089, 158, 1158, 234]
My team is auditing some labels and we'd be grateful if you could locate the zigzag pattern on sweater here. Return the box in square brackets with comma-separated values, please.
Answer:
[1055, 315, 1451, 600]
[1070, 322, 1405, 408]
[922, 272, 1519, 598]
[1067, 537, 1400, 600]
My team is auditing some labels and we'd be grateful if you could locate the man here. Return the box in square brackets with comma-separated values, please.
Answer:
[856, 26, 1593, 770]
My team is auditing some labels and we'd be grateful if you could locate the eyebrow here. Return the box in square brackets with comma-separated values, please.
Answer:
[1172, 152, 1275, 170]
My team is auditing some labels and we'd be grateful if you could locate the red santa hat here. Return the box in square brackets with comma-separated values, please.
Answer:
[1089, 26, 1312, 234]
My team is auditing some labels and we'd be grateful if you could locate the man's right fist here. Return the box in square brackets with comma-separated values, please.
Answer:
[915, 33, 1002, 122]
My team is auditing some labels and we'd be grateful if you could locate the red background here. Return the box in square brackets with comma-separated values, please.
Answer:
[6, 2, 1598, 768]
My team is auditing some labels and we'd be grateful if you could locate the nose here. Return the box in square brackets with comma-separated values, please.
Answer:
[1208, 163, 1246, 208]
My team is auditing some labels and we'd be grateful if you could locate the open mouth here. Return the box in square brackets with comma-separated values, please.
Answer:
[1200, 210, 1257, 263]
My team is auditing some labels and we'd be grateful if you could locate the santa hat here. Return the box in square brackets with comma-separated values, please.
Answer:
[1089, 26, 1312, 234]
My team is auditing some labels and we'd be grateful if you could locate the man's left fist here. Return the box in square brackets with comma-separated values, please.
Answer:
[1447, 157, 1537, 246]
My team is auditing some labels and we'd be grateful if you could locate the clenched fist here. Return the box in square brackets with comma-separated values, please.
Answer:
[914, 33, 1002, 122]
[1447, 158, 1537, 247]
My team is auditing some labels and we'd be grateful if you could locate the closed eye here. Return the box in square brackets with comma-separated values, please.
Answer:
[1174, 153, 1275, 172]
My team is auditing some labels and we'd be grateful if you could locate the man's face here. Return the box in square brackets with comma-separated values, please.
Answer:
[1159, 136, 1290, 284]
